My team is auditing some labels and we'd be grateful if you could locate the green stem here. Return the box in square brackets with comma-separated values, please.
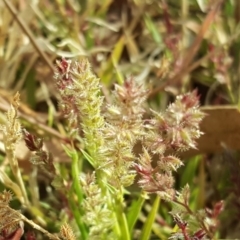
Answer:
[15, 167, 29, 205]
[71, 150, 83, 202]
[69, 187, 88, 239]
[7, 148, 29, 206]
[115, 199, 130, 240]
[70, 150, 88, 238]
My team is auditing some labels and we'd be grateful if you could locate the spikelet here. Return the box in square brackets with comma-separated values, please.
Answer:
[59, 223, 76, 240]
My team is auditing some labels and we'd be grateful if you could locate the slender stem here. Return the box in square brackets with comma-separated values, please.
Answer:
[6, 145, 29, 206]
[69, 186, 88, 239]
[15, 166, 29, 205]
[71, 150, 83, 203]
[70, 150, 88, 239]
[115, 196, 130, 240]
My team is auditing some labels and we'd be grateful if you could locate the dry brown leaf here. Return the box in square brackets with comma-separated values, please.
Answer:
[184, 106, 240, 157]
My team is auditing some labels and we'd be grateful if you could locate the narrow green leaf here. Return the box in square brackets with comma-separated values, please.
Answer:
[115, 199, 130, 240]
[47, 104, 54, 127]
[81, 149, 95, 167]
[118, 211, 131, 240]
[99, 36, 125, 84]
[180, 155, 200, 187]
[61, 144, 74, 158]
[197, 157, 206, 209]
[140, 195, 161, 240]
[144, 14, 162, 44]
[127, 192, 146, 233]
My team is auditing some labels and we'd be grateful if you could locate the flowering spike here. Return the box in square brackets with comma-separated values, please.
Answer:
[55, 58, 105, 166]
[22, 129, 43, 151]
